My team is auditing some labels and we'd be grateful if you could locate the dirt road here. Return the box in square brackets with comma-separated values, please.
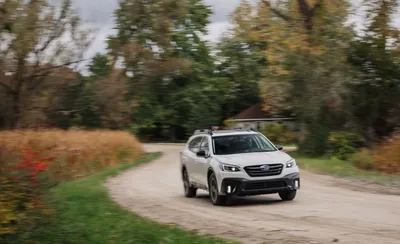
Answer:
[105, 144, 400, 244]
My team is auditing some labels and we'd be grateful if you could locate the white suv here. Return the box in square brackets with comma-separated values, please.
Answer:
[180, 128, 300, 205]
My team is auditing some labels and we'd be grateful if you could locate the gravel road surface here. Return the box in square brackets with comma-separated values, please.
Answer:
[105, 144, 400, 244]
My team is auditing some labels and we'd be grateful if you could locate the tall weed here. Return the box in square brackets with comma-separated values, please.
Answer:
[0, 129, 144, 181]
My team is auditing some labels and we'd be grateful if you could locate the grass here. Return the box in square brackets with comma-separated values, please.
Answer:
[289, 152, 400, 185]
[12, 152, 235, 244]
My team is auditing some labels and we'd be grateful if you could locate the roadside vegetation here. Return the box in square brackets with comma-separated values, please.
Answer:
[0, 129, 144, 181]
[0, 130, 143, 241]
[289, 132, 400, 185]
[9, 152, 234, 244]
[0, 129, 235, 243]
[293, 154, 400, 186]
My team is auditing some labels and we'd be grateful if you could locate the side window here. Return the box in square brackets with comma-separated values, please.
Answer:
[188, 137, 203, 153]
[200, 137, 210, 154]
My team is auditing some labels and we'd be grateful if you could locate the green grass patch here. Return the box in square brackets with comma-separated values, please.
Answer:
[289, 152, 400, 185]
[13, 152, 235, 244]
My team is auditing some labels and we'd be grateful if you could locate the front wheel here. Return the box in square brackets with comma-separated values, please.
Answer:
[279, 190, 297, 201]
[183, 169, 197, 198]
[208, 172, 227, 206]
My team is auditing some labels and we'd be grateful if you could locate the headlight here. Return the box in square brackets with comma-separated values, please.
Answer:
[219, 163, 241, 172]
[286, 159, 296, 168]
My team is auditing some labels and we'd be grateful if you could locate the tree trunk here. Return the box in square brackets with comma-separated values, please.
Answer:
[298, 122, 308, 144]
[10, 92, 21, 128]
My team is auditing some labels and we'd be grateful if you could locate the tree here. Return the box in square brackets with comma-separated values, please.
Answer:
[50, 53, 132, 129]
[348, 0, 400, 142]
[214, 38, 266, 119]
[0, 0, 93, 128]
[109, 0, 227, 140]
[220, 0, 356, 154]
[211, 0, 268, 119]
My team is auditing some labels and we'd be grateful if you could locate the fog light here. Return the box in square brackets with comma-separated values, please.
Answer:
[227, 186, 231, 193]
[294, 180, 299, 188]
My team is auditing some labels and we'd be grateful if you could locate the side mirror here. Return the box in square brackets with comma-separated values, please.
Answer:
[196, 150, 207, 157]
[276, 145, 283, 151]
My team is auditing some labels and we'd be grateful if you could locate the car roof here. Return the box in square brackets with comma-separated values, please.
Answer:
[211, 130, 258, 137]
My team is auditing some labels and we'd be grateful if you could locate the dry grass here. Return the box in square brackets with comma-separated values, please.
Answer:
[0, 129, 144, 181]
[372, 132, 400, 175]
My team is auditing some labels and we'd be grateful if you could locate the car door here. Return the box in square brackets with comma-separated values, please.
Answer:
[185, 136, 204, 183]
[195, 136, 211, 186]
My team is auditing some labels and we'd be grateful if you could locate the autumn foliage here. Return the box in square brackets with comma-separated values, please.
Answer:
[372, 132, 400, 174]
[350, 132, 400, 174]
[0, 147, 53, 235]
[0, 129, 144, 236]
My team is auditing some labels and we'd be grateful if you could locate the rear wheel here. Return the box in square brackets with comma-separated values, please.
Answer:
[279, 190, 297, 201]
[182, 169, 197, 198]
[208, 172, 227, 206]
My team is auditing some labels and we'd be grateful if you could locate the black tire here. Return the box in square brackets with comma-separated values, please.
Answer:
[279, 190, 297, 201]
[208, 172, 227, 206]
[182, 169, 197, 198]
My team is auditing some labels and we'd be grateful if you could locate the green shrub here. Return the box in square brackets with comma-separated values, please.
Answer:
[260, 123, 297, 145]
[327, 131, 364, 160]
[350, 148, 375, 171]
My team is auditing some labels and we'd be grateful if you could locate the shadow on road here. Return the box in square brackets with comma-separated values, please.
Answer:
[191, 193, 285, 207]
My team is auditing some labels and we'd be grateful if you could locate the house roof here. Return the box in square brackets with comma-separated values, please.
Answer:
[231, 103, 293, 121]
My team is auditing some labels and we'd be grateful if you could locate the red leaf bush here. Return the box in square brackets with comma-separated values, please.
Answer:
[1, 146, 53, 236]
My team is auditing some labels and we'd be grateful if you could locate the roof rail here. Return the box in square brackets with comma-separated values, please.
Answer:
[232, 127, 254, 132]
[194, 129, 213, 135]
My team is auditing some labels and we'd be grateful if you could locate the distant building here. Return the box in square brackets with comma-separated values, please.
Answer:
[230, 103, 296, 131]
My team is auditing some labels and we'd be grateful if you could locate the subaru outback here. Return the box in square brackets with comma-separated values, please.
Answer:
[180, 128, 300, 205]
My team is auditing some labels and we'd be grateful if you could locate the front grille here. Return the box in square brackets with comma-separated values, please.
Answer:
[245, 180, 286, 191]
[244, 164, 283, 177]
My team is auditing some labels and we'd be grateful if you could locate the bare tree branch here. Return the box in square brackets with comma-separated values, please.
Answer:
[262, 0, 292, 21]
[310, 0, 324, 16]
[297, 0, 311, 16]
[35, 1, 70, 55]
[26, 58, 88, 91]
[0, 81, 15, 94]
[56, 109, 86, 116]
[252, 23, 270, 31]
[29, 58, 89, 77]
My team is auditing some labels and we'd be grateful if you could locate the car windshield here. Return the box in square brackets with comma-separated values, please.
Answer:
[212, 134, 277, 155]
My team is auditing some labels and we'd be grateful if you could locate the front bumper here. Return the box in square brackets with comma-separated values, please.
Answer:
[220, 172, 300, 196]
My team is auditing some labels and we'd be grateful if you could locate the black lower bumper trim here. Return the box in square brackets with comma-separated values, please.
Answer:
[221, 172, 300, 196]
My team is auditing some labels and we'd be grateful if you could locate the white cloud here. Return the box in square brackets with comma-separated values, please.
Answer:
[205, 22, 232, 43]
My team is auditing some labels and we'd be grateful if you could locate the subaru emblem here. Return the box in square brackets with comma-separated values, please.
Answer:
[260, 165, 270, 171]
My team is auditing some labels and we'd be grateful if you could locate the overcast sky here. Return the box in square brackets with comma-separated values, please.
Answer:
[49, 0, 400, 61]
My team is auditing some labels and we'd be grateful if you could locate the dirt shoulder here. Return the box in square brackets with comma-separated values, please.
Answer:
[105, 144, 400, 244]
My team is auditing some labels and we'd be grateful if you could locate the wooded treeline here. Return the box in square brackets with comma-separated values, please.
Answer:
[1, 0, 399, 155]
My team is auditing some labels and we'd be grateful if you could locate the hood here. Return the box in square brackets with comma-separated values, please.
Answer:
[213, 151, 292, 168]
